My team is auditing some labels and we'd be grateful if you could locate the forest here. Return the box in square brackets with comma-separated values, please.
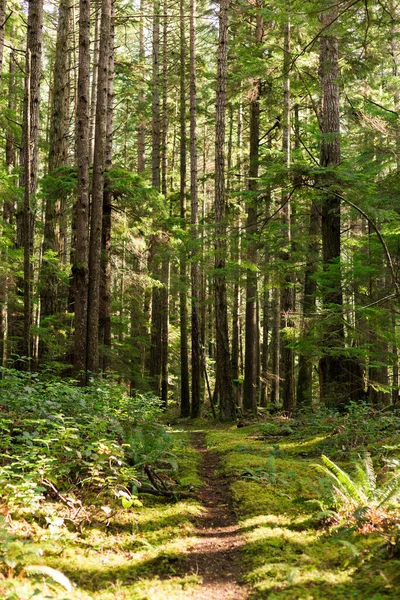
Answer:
[1, 0, 400, 597]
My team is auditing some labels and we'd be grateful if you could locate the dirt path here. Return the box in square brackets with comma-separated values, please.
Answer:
[183, 431, 249, 600]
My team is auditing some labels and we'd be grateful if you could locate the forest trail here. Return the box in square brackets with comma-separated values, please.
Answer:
[183, 431, 249, 600]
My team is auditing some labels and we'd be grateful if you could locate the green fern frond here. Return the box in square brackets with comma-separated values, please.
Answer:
[25, 565, 72, 592]
[363, 453, 376, 495]
[376, 474, 400, 508]
[319, 455, 367, 504]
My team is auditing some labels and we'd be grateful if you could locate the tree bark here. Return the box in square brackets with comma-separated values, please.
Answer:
[89, 1, 100, 165]
[214, 0, 235, 421]
[243, 7, 262, 414]
[190, 0, 201, 418]
[72, 0, 90, 378]
[87, 0, 111, 374]
[137, 0, 146, 173]
[39, 0, 71, 360]
[179, 0, 190, 416]
[280, 20, 295, 414]
[0, 0, 6, 86]
[18, 0, 43, 366]
[318, 5, 362, 408]
[99, 0, 114, 370]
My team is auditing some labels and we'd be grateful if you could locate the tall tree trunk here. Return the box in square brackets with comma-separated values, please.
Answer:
[89, 1, 100, 165]
[190, 0, 201, 417]
[0, 0, 6, 85]
[0, 49, 16, 366]
[87, 0, 111, 374]
[149, 0, 163, 396]
[179, 0, 190, 416]
[19, 0, 43, 366]
[296, 200, 320, 405]
[280, 20, 295, 414]
[231, 100, 242, 408]
[243, 7, 262, 414]
[270, 285, 280, 404]
[99, 0, 114, 370]
[214, 0, 235, 421]
[318, 5, 361, 408]
[39, 0, 71, 360]
[72, 0, 90, 378]
[137, 0, 146, 172]
[160, 0, 169, 406]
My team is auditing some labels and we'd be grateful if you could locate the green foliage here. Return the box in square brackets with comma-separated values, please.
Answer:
[0, 369, 172, 508]
[315, 452, 400, 526]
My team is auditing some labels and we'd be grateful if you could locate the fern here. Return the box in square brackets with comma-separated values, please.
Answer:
[25, 565, 72, 591]
[316, 455, 366, 505]
[314, 452, 400, 522]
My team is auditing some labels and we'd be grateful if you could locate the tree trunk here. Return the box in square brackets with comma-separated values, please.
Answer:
[190, 0, 201, 418]
[72, 0, 90, 378]
[296, 200, 320, 405]
[0, 49, 16, 366]
[318, 5, 362, 408]
[231, 100, 242, 408]
[214, 0, 235, 421]
[0, 0, 6, 85]
[179, 0, 190, 416]
[39, 0, 71, 360]
[270, 285, 280, 404]
[19, 0, 43, 367]
[149, 0, 164, 397]
[87, 0, 111, 374]
[137, 0, 146, 173]
[243, 7, 262, 414]
[280, 20, 295, 414]
[89, 1, 100, 165]
[99, 0, 114, 370]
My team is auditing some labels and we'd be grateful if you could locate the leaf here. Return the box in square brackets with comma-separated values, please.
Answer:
[25, 565, 72, 592]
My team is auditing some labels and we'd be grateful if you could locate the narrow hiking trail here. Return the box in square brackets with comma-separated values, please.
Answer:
[183, 432, 248, 599]
[5, 421, 400, 599]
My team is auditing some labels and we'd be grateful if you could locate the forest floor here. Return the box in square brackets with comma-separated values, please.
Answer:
[3, 416, 400, 599]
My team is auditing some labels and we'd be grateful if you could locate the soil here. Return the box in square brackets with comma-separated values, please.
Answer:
[183, 431, 249, 600]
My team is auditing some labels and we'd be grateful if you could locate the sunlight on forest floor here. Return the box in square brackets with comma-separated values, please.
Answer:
[206, 424, 400, 599]
[2, 422, 400, 599]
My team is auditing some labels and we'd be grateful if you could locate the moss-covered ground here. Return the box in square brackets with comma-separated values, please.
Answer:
[205, 419, 400, 599]
[1, 430, 203, 600]
[3, 417, 400, 599]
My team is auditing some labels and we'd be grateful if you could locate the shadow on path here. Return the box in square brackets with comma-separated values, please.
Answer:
[183, 431, 249, 600]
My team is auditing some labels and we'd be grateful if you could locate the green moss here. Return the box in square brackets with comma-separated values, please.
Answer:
[205, 425, 400, 599]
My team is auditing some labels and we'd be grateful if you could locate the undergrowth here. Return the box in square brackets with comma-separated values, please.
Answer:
[0, 369, 201, 599]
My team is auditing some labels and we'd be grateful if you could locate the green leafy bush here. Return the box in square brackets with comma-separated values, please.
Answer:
[0, 369, 171, 508]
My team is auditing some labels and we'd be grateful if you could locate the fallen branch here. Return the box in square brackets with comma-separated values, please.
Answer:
[139, 484, 196, 499]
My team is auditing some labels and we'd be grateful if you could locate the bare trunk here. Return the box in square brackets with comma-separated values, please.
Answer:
[72, 0, 90, 378]
[137, 0, 146, 173]
[99, 0, 114, 370]
[318, 6, 362, 408]
[87, 0, 111, 374]
[19, 0, 43, 366]
[280, 20, 295, 414]
[0, 0, 6, 85]
[214, 0, 235, 421]
[39, 0, 71, 359]
[179, 0, 190, 416]
[149, 0, 163, 395]
[243, 8, 262, 414]
[89, 1, 100, 165]
[190, 0, 201, 417]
